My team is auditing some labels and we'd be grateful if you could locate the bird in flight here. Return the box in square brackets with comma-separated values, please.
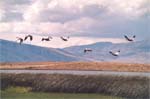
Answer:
[84, 48, 92, 53]
[124, 35, 136, 42]
[60, 36, 69, 41]
[109, 50, 120, 56]
[24, 35, 33, 41]
[16, 37, 24, 45]
[41, 36, 53, 41]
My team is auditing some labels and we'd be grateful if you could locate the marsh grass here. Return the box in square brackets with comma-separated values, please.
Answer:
[1, 73, 149, 99]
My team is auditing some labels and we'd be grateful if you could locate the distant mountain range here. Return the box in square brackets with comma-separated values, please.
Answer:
[0, 39, 84, 62]
[0, 39, 150, 63]
[64, 39, 150, 63]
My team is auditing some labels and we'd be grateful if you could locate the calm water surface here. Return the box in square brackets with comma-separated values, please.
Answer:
[0, 70, 149, 77]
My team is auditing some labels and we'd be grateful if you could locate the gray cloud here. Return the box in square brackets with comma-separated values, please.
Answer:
[82, 4, 107, 18]
[0, 0, 32, 5]
[0, 11, 23, 22]
[37, 8, 80, 23]
[26, 3, 108, 23]
[0, 0, 31, 22]
[0, 0, 149, 40]
[69, 12, 149, 39]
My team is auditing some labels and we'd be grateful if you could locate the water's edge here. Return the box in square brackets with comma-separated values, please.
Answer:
[0, 70, 149, 77]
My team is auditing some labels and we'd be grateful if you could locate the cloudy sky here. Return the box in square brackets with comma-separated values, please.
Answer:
[0, 0, 149, 48]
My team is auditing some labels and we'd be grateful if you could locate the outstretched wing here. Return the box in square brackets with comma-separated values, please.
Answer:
[41, 38, 45, 41]
[24, 35, 33, 41]
[124, 35, 132, 41]
[16, 37, 23, 44]
[24, 36, 28, 41]
[84, 50, 87, 53]
[60, 37, 67, 41]
[29, 35, 33, 41]
[109, 51, 118, 56]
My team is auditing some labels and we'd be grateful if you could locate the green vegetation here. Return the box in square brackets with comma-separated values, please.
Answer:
[1, 86, 125, 99]
[1, 73, 149, 99]
[2, 86, 31, 93]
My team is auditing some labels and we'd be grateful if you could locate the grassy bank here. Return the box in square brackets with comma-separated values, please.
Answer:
[1, 86, 125, 99]
[1, 73, 149, 99]
[1, 62, 150, 72]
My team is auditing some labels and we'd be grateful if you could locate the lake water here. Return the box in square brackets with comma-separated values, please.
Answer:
[0, 70, 149, 77]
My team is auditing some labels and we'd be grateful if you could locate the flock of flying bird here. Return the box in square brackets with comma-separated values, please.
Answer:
[17, 35, 69, 43]
[84, 35, 136, 56]
[16, 34, 136, 56]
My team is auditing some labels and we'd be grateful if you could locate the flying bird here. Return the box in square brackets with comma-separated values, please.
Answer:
[124, 35, 136, 42]
[84, 48, 92, 53]
[60, 36, 69, 41]
[24, 35, 33, 41]
[16, 37, 24, 45]
[42, 36, 53, 41]
[109, 50, 120, 56]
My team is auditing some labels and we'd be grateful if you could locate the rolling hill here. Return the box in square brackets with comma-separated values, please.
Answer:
[64, 40, 150, 63]
[0, 39, 84, 62]
[0, 39, 150, 63]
